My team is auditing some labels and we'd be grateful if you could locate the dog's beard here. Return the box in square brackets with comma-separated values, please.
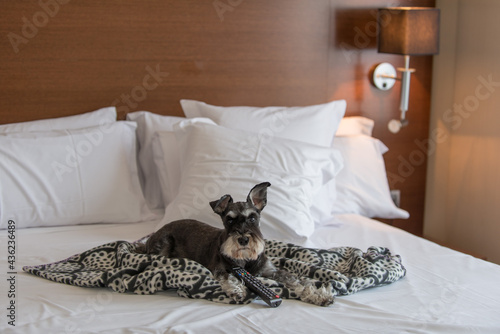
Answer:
[221, 233, 265, 261]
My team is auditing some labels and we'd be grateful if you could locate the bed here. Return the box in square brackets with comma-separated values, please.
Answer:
[1, 105, 500, 334]
[4, 217, 500, 333]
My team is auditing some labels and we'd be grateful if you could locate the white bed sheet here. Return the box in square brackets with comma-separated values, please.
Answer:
[1, 215, 500, 334]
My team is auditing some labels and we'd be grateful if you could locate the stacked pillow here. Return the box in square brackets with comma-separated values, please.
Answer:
[0, 107, 154, 229]
[330, 120, 409, 220]
[332, 134, 409, 219]
[125, 111, 215, 210]
[153, 122, 343, 242]
[0, 107, 117, 133]
[180, 99, 347, 146]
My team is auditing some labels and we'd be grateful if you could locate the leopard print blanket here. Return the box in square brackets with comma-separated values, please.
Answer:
[23, 238, 406, 305]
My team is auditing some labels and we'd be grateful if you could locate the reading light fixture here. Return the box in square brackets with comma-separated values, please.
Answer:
[372, 7, 440, 133]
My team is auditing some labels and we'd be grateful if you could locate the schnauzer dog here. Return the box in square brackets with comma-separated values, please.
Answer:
[139, 182, 334, 306]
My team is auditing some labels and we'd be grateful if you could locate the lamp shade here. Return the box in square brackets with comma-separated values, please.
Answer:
[378, 7, 440, 55]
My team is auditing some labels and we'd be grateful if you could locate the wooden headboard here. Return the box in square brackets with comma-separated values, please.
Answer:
[0, 0, 435, 235]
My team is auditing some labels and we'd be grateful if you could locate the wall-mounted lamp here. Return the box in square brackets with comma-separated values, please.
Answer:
[372, 7, 440, 133]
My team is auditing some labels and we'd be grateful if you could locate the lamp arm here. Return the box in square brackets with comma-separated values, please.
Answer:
[378, 73, 400, 80]
[387, 55, 414, 134]
[399, 55, 411, 121]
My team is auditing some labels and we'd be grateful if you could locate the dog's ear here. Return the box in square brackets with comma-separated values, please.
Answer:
[247, 182, 271, 212]
[210, 194, 233, 215]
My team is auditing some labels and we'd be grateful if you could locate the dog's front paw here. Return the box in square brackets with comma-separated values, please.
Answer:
[220, 274, 247, 302]
[299, 282, 335, 307]
[226, 284, 247, 302]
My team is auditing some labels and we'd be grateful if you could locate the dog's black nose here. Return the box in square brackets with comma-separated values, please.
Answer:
[238, 236, 249, 246]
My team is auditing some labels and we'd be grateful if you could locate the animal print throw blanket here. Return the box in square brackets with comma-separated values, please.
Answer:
[23, 237, 406, 305]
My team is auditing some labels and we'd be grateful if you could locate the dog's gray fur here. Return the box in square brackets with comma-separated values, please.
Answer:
[138, 182, 334, 306]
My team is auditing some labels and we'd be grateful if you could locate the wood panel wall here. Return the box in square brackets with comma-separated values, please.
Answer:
[0, 0, 435, 236]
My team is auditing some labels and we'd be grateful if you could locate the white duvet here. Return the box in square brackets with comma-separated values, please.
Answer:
[1, 215, 500, 334]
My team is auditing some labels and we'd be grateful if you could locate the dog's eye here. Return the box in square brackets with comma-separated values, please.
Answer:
[249, 217, 256, 224]
[226, 218, 233, 224]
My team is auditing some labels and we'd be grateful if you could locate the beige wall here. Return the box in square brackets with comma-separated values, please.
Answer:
[425, 0, 500, 264]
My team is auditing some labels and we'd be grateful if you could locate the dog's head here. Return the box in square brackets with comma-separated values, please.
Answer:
[209, 182, 270, 261]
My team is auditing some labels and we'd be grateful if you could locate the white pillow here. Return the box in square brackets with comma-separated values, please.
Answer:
[151, 118, 220, 205]
[180, 99, 346, 147]
[126, 111, 215, 210]
[335, 116, 374, 137]
[0, 121, 154, 229]
[154, 123, 343, 243]
[331, 135, 409, 219]
[181, 99, 347, 223]
[0, 107, 116, 133]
